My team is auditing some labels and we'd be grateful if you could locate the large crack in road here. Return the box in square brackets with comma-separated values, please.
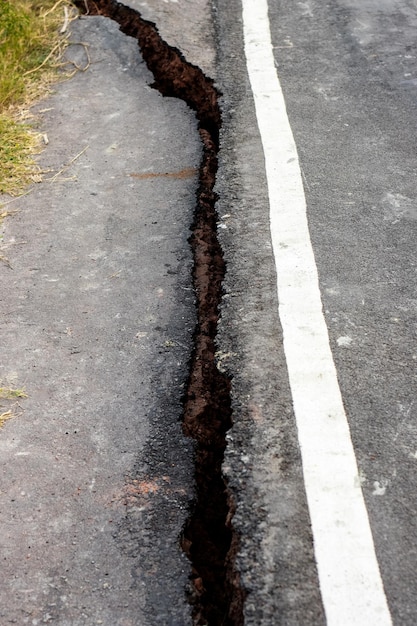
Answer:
[73, 1, 245, 623]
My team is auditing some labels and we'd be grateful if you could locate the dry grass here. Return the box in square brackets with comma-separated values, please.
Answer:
[0, 0, 78, 196]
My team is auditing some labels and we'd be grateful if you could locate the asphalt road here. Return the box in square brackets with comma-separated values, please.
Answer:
[1, 0, 417, 624]
[269, 2, 417, 624]
[215, 0, 417, 624]
[0, 15, 199, 625]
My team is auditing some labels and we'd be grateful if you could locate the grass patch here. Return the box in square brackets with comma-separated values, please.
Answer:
[0, 386, 28, 400]
[0, 114, 41, 195]
[0, 0, 77, 196]
[0, 386, 27, 428]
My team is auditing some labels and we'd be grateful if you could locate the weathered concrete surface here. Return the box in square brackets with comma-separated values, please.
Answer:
[0, 16, 201, 625]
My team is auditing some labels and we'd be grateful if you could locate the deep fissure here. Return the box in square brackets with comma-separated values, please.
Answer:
[73, 2, 245, 623]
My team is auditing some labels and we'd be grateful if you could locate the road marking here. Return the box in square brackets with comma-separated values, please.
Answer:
[241, 0, 393, 623]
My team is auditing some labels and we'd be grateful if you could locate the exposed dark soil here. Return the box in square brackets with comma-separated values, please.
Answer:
[73, 1, 245, 624]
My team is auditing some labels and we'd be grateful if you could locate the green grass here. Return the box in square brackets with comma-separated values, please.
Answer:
[0, 0, 77, 195]
[0, 386, 27, 427]
[0, 386, 28, 400]
[0, 114, 40, 195]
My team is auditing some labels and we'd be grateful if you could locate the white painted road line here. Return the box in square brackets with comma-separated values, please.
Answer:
[241, 0, 393, 624]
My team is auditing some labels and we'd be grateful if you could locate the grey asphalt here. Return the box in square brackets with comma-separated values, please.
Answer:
[0, 14, 199, 626]
[215, 0, 417, 624]
[2, 0, 417, 624]
[268, 2, 417, 623]
[215, 2, 325, 623]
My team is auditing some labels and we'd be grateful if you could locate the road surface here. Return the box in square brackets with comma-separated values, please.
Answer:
[216, 0, 417, 624]
[0, 0, 416, 624]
